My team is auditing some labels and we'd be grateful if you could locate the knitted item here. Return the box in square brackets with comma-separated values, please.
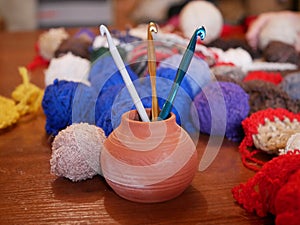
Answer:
[192, 81, 249, 142]
[232, 154, 300, 217]
[280, 72, 300, 100]
[275, 169, 300, 225]
[243, 71, 283, 85]
[45, 52, 91, 86]
[50, 123, 106, 181]
[239, 108, 300, 171]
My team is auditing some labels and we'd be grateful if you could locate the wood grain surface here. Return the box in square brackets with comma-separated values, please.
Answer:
[0, 29, 275, 224]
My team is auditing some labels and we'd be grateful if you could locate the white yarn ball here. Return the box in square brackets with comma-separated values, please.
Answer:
[38, 28, 69, 60]
[179, 1, 223, 44]
[258, 18, 298, 50]
[45, 52, 91, 86]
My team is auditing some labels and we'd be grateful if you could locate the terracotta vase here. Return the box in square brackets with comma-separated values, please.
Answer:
[101, 109, 198, 203]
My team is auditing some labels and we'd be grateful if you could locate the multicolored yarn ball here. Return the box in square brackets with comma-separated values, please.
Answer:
[243, 71, 283, 85]
[242, 80, 300, 114]
[158, 54, 211, 98]
[50, 123, 106, 182]
[192, 81, 249, 142]
[280, 72, 300, 100]
[89, 55, 138, 95]
[42, 80, 97, 136]
[239, 108, 300, 171]
[232, 154, 300, 218]
[126, 42, 180, 77]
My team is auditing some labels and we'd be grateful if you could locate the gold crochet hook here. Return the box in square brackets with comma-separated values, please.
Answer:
[147, 22, 159, 121]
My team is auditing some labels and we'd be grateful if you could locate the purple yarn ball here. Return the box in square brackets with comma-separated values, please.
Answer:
[192, 81, 249, 142]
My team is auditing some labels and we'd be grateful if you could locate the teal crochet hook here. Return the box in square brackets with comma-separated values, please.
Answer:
[158, 26, 206, 120]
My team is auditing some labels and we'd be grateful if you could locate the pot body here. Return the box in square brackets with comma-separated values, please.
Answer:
[101, 109, 198, 203]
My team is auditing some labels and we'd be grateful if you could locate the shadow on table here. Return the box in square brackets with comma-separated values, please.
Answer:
[51, 175, 108, 203]
[103, 185, 207, 224]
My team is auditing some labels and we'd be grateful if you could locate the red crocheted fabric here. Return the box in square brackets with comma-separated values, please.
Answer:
[232, 154, 300, 217]
[275, 168, 300, 225]
[243, 71, 283, 85]
[239, 108, 300, 171]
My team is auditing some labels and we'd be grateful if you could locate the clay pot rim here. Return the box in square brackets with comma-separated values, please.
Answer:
[122, 109, 175, 124]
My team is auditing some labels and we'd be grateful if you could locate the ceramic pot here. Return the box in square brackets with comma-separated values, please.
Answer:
[101, 109, 198, 203]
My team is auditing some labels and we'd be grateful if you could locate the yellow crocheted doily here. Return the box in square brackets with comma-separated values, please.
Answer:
[0, 67, 44, 129]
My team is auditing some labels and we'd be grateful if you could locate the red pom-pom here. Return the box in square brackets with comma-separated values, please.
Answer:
[243, 71, 283, 85]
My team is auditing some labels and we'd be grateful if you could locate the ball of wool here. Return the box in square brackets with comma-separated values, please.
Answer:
[125, 41, 180, 77]
[158, 54, 211, 97]
[280, 72, 300, 100]
[192, 81, 250, 142]
[54, 37, 92, 60]
[45, 52, 91, 86]
[50, 123, 106, 182]
[42, 80, 97, 136]
[242, 80, 300, 114]
[96, 76, 195, 136]
[264, 41, 300, 65]
[243, 71, 283, 85]
[38, 28, 69, 60]
[89, 55, 138, 95]
[258, 17, 298, 51]
[179, 1, 223, 44]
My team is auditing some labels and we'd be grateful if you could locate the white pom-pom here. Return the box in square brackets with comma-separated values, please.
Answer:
[38, 28, 69, 60]
[45, 52, 91, 86]
[50, 123, 106, 182]
[179, 1, 223, 44]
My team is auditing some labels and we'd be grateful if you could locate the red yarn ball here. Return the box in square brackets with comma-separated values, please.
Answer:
[243, 71, 283, 85]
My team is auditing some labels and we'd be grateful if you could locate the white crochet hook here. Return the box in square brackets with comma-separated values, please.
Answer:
[100, 25, 150, 122]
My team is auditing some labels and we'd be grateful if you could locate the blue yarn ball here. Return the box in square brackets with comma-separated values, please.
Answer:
[89, 55, 138, 94]
[42, 79, 97, 135]
[96, 76, 196, 136]
[192, 81, 250, 142]
[280, 72, 300, 100]
[158, 54, 212, 98]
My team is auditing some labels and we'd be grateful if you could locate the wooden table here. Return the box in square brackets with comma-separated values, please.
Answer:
[0, 29, 275, 224]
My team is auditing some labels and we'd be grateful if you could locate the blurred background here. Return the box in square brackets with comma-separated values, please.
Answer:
[0, 0, 299, 31]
